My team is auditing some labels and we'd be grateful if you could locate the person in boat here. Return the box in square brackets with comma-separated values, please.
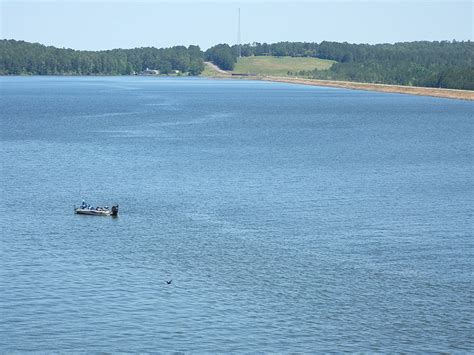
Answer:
[81, 200, 87, 209]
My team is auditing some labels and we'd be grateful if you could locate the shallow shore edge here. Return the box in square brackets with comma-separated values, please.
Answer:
[206, 72, 474, 101]
[261, 76, 474, 101]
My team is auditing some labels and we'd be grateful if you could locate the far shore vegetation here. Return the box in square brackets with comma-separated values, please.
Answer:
[1, 39, 473, 91]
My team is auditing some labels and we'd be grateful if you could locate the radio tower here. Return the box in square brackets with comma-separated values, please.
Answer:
[238, 8, 242, 58]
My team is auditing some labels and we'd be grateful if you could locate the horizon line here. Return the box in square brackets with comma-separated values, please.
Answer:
[1, 38, 471, 52]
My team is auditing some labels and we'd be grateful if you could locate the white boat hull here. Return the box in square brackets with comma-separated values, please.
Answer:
[74, 205, 118, 217]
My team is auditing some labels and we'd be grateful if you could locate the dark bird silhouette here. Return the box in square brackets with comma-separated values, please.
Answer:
[166, 280, 172, 285]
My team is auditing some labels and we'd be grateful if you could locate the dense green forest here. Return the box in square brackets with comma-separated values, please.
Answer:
[206, 41, 474, 90]
[204, 44, 237, 70]
[2, 39, 473, 90]
[0, 40, 204, 75]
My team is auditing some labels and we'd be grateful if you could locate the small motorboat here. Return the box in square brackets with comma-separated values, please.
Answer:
[74, 202, 118, 217]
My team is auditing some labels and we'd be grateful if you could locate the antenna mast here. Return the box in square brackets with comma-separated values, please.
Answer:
[238, 8, 242, 58]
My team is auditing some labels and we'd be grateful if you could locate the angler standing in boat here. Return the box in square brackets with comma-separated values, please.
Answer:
[74, 202, 119, 217]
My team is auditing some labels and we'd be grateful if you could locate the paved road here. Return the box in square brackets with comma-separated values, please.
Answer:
[204, 61, 229, 75]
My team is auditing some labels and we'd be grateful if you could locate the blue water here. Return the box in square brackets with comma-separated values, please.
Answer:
[0, 76, 473, 352]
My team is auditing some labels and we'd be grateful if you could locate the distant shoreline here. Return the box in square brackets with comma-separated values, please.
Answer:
[206, 73, 474, 101]
[260, 76, 474, 101]
[202, 61, 474, 101]
[2, 73, 473, 101]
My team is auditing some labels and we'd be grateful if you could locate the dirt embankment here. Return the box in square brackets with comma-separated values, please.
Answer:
[203, 61, 474, 100]
[261, 76, 474, 101]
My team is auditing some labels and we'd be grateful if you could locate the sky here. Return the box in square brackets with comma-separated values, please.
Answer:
[1, 0, 473, 50]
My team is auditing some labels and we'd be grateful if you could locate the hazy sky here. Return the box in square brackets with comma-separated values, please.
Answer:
[1, 0, 472, 50]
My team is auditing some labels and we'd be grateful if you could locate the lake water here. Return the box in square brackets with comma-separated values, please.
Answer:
[0, 76, 473, 352]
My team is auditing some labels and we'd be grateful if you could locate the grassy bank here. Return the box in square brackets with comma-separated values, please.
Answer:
[232, 56, 335, 76]
[200, 65, 222, 77]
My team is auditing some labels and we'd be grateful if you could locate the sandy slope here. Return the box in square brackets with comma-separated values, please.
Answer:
[263, 76, 474, 101]
[203, 61, 473, 101]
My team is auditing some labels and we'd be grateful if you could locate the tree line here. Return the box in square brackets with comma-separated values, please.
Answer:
[0, 40, 204, 75]
[205, 40, 473, 90]
[2, 39, 473, 90]
[204, 44, 237, 70]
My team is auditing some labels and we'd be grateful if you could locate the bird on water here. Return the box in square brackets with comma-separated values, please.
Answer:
[166, 280, 172, 285]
